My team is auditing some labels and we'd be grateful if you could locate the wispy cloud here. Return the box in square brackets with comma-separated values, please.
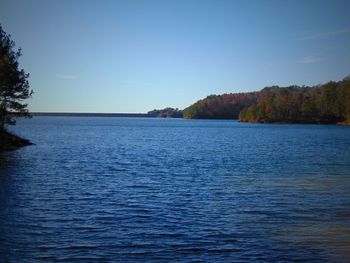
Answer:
[300, 28, 350, 40]
[120, 80, 152, 86]
[57, 74, 79, 80]
[296, 56, 325, 64]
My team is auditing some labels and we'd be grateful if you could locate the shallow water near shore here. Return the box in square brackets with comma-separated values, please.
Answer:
[1, 117, 350, 262]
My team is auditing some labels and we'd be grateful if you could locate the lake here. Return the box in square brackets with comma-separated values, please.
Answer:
[1, 117, 350, 262]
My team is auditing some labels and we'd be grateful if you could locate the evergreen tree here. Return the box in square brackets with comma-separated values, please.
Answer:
[0, 24, 33, 130]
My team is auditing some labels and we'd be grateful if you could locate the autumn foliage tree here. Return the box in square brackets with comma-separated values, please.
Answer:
[239, 79, 350, 124]
[0, 24, 32, 130]
[183, 92, 258, 119]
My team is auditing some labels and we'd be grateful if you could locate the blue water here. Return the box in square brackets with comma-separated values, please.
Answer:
[1, 117, 350, 262]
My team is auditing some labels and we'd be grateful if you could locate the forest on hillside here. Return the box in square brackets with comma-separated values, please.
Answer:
[183, 92, 258, 119]
[183, 77, 350, 124]
[239, 78, 350, 124]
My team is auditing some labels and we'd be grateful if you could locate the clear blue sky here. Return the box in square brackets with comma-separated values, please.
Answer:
[1, 0, 350, 113]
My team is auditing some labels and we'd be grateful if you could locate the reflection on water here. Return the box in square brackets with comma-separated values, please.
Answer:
[278, 223, 350, 262]
[0, 152, 16, 170]
[0, 117, 349, 262]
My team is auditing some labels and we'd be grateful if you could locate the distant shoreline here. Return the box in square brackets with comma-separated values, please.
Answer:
[31, 112, 150, 118]
[29, 113, 350, 125]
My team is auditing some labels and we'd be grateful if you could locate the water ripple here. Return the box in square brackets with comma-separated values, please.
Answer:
[1, 117, 349, 262]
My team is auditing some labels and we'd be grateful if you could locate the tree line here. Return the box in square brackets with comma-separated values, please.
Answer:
[183, 78, 350, 124]
[183, 92, 258, 119]
[239, 78, 350, 124]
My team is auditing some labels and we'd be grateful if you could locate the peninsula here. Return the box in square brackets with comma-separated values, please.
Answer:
[183, 77, 350, 125]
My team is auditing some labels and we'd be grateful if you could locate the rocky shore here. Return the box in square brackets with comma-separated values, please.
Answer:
[0, 130, 32, 151]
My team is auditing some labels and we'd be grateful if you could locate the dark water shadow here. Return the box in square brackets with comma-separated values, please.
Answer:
[0, 151, 19, 172]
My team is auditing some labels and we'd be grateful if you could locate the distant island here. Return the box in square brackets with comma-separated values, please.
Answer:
[183, 77, 350, 125]
[147, 108, 183, 118]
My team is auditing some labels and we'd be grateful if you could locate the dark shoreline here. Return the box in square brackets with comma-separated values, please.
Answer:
[32, 112, 150, 118]
[0, 130, 33, 152]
